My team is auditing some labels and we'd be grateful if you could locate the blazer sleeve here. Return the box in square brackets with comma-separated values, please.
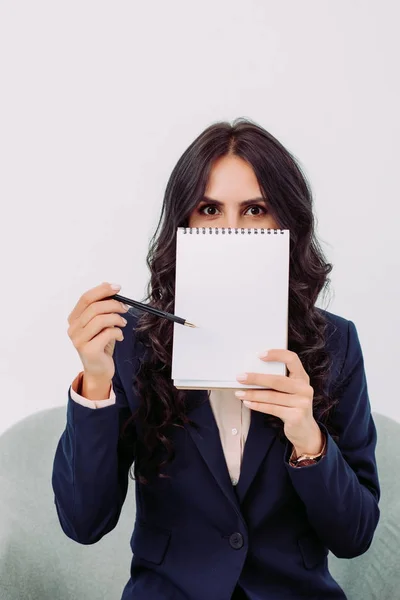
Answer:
[284, 319, 380, 559]
[51, 360, 136, 545]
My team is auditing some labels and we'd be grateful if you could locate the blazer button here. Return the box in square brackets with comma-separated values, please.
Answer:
[229, 532, 244, 549]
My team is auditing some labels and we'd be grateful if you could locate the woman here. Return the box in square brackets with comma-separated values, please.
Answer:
[52, 118, 380, 600]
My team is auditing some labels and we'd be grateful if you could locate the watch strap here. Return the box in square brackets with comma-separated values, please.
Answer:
[289, 432, 327, 468]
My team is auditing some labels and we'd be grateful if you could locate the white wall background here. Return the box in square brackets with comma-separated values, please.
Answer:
[1, 0, 399, 436]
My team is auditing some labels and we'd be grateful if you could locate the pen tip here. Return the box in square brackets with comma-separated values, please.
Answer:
[185, 321, 197, 328]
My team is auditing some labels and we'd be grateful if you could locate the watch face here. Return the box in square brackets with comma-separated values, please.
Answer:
[292, 458, 317, 468]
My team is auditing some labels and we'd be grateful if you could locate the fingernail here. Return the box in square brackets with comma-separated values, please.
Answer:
[257, 351, 269, 359]
[235, 391, 246, 398]
[236, 373, 248, 382]
[110, 283, 121, 290]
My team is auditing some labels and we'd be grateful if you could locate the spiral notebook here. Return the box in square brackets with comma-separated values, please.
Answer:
[171, 227, 290, 390]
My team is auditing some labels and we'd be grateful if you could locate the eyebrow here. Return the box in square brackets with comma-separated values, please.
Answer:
[200, 196, 267, 207]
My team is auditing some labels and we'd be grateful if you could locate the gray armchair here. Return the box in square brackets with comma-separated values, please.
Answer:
[0, 408, 398, 599]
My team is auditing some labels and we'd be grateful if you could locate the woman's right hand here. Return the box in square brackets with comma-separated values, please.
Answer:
[67, 282, 129, 383]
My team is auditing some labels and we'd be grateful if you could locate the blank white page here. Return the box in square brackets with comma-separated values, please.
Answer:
[171, 227, 290, 389]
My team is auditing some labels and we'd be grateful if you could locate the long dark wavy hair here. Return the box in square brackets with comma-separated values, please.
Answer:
[122, 118, 337, 485]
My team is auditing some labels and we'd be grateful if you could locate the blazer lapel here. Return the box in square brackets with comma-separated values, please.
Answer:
[184, 390, 241, 515]
[184, 391, 279, 510]
[235, 409, 278, 504]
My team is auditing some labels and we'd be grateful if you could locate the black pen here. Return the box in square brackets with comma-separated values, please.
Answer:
[105, 293, 197, 328]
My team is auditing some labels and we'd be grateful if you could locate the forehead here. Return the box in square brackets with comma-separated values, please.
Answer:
[205, 155, 262, 199]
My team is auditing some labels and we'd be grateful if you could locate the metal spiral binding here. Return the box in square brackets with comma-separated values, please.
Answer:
[182, 227, 285, 234]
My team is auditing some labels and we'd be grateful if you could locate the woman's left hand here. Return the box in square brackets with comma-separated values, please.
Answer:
[235, 349, 324, 457]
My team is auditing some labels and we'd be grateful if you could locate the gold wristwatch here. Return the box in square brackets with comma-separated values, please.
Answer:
[289, 434, 327, 468]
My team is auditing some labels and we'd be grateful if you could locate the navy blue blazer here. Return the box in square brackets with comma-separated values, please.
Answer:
[52, 308, 380, 600]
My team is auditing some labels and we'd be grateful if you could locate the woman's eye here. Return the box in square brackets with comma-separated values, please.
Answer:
[245, 205, 267, 216]
[200, 204, 220, 216]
